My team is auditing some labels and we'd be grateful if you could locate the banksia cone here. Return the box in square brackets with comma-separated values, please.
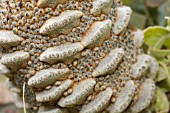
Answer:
[0, 0, 158, 113]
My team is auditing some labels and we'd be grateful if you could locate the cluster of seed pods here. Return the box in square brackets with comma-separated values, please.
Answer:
[0, 0, 159, 113]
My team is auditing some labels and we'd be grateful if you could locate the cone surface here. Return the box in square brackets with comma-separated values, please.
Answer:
[0, 0, 157, 112]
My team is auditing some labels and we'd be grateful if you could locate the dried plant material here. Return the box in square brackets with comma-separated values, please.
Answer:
[0, 0, 157, 112]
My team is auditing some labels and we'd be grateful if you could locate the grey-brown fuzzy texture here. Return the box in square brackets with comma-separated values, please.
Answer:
[0, 0, 157, 113]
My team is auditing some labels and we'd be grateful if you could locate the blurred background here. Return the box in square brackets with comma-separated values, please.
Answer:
[123, 0, 170, 29]
[0, 0, 170, 113]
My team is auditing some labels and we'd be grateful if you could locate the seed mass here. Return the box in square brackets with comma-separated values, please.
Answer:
[0, 0, 158, 113]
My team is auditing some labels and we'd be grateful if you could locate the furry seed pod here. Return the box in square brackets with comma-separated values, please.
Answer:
[0, 0, 157, 113]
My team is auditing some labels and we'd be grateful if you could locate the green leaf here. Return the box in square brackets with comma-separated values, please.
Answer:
[150, 49, 170, 60]
[165, 17, 170, 29]
[142, 43, 149, 54]
[155, 87, 170, 113]
[153, 34, 170, 49]
[155, 63, 168, 82]
[157, 62, 170, 92]
[168, 66, 170, 73]
[144, 26, 170, 48]
[164, 54, 170, 65]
